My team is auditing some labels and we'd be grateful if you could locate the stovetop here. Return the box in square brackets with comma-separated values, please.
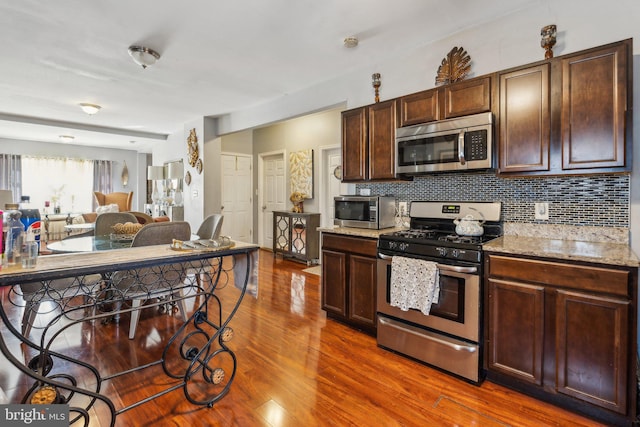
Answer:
[385, 227, 498, 246]
[377, 201, 503, 263]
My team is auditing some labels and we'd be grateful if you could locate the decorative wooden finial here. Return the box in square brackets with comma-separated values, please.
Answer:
[541, 25, 557, 59]
[372, 73, 381, 103]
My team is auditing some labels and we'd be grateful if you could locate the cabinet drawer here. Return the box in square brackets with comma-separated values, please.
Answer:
[487, 254, 630, 297]
[322, 234, 377, 257]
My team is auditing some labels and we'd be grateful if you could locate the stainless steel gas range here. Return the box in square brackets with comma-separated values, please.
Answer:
[376, 201, 502, 383]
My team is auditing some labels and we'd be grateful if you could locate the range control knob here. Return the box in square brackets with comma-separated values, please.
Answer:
[436, 247, 448, 257]
[451, 249, 460, 258]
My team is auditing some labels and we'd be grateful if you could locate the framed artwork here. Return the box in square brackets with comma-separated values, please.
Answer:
[289, 148, 313, 198]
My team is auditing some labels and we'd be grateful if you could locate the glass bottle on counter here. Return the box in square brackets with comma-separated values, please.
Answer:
[5, 210, 25, 266]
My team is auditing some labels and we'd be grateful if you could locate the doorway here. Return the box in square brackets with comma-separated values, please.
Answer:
[220, 153, 253, 242]
[258, 151, 286, 249]
[319, 145, 347, 227]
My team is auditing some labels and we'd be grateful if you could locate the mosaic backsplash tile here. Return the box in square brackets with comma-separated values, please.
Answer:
[355, 172, 630, 227]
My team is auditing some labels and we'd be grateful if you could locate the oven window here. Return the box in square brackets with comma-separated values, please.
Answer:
[385, 264, 465, 323]
[335, 200, 369, 221]
[397, 134, 459, 167]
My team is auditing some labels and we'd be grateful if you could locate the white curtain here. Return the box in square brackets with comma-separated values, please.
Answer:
[21, 157, 94, 213]
[0, 154, 22, 202]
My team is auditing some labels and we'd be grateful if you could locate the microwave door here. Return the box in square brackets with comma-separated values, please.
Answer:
[397, 131, 463, 173]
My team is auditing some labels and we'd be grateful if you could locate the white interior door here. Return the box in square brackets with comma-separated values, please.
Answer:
[260, 153, 286, 249]
[221, 154, 253, 242]
[321, 147, 343, 227]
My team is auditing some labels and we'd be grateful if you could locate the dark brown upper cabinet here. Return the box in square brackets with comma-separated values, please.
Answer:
[341, 107, 368, 181]
[341, 99, 399, 182]
[398, 75, 492, 127]
[498, 64, 551, 173]
[498, 39, 632, 176]
[560, 42, 629, 170]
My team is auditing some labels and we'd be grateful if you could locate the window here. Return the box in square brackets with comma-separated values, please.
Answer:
[21, 157, 94, 212]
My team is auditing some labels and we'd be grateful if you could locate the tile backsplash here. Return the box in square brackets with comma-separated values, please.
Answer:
[356, 172, 630, 227]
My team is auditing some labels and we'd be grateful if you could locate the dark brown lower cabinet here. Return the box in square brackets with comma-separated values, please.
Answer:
[485, 253, 637, 426]
[321, 233, 377, 334]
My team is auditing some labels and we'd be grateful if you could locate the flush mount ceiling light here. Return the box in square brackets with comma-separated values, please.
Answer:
[79, 103, 101, 115]
[128, 45, 161, 69]
[343, 36, 359, 48]
[59, 135, 75, 142]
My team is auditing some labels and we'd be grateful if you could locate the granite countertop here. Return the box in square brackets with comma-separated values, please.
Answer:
[317, 226, 406, 239]
[484, 223, 639, 267]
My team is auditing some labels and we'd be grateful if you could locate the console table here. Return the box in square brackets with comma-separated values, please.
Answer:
[272, 211, 320, 265]
[0, 242, 258, 426]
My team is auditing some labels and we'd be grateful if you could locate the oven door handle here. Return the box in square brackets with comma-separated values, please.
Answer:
[378, 253, 478, 274]
[379, 317, 477, 353]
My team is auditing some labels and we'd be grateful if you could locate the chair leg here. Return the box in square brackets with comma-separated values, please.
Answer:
[173, 290, 187, 322]
[22, 302, 41, 337]
[128, 299, 143, 340]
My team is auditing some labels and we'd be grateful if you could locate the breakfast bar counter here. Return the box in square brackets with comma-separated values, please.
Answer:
[0, 241, 259, 426]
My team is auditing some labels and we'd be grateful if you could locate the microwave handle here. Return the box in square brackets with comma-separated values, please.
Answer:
[458, 130, 466, 165]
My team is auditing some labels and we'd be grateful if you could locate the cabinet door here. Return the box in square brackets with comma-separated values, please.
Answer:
[348, 254, 377, 327]
[498, 64, 550, 173]
[488, 278, 544, 385]
[368, 100, 397, 180]
[398, 88, 439, 127]
[321, 249, 347, 317]
[556, 290, 629, 414]
[561, 43, 628, 170]
[273, 212, 290, 253]
[444, 76, 491, 119]
[341, 108, 368, 181]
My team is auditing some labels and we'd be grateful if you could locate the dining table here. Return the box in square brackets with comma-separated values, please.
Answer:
[47, 234, 201, 253]
[46, 236, 132, 253]
[0, 240, 259, 426]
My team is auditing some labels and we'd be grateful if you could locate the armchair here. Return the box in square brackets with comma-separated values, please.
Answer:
[94, 191, 133, 212]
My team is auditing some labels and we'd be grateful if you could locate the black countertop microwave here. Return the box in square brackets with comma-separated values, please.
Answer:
[334, 195, 396, 229]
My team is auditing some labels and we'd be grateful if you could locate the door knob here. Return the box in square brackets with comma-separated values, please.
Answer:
[262, 205, 267, 210]
[221, 206, 224, 210]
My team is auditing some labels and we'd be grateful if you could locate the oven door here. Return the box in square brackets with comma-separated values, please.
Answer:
[376, 253, 480, 343]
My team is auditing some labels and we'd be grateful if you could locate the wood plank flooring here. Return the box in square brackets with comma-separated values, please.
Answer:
[0, 249, 606, 426]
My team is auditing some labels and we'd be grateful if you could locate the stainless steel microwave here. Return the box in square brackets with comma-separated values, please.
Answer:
[334, 195, 396, 229]
[395, 112, 493, 175]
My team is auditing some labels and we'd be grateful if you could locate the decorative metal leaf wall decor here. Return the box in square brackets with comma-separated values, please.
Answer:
[187, 128, 199, 167]
[435, 47, 471, 85]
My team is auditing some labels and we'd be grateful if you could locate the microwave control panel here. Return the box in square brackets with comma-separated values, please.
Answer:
[465, 130, 488, 160]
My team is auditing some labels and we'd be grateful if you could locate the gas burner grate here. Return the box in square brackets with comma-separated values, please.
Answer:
[439, 234, 483, 244]
[393, 229, 437, 239]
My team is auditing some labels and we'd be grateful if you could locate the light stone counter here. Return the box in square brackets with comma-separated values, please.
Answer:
[484, 223, 639, 267]
[317, 226, 406, 239]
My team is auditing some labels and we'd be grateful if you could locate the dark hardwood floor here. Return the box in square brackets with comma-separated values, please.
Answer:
[0, 249, 605, 426]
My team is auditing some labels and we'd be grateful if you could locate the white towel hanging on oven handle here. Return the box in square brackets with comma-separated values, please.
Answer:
[389, 256, 440, 315]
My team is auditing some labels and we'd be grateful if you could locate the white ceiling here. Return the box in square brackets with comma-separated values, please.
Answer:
[0, 0, 535, 153]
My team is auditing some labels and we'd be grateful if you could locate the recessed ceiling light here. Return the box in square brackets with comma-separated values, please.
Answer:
[79, 103, 101, 115]
[59, 135, 75, 142]
[343, 37, 359, 48]
[128, 45, 161, 69]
